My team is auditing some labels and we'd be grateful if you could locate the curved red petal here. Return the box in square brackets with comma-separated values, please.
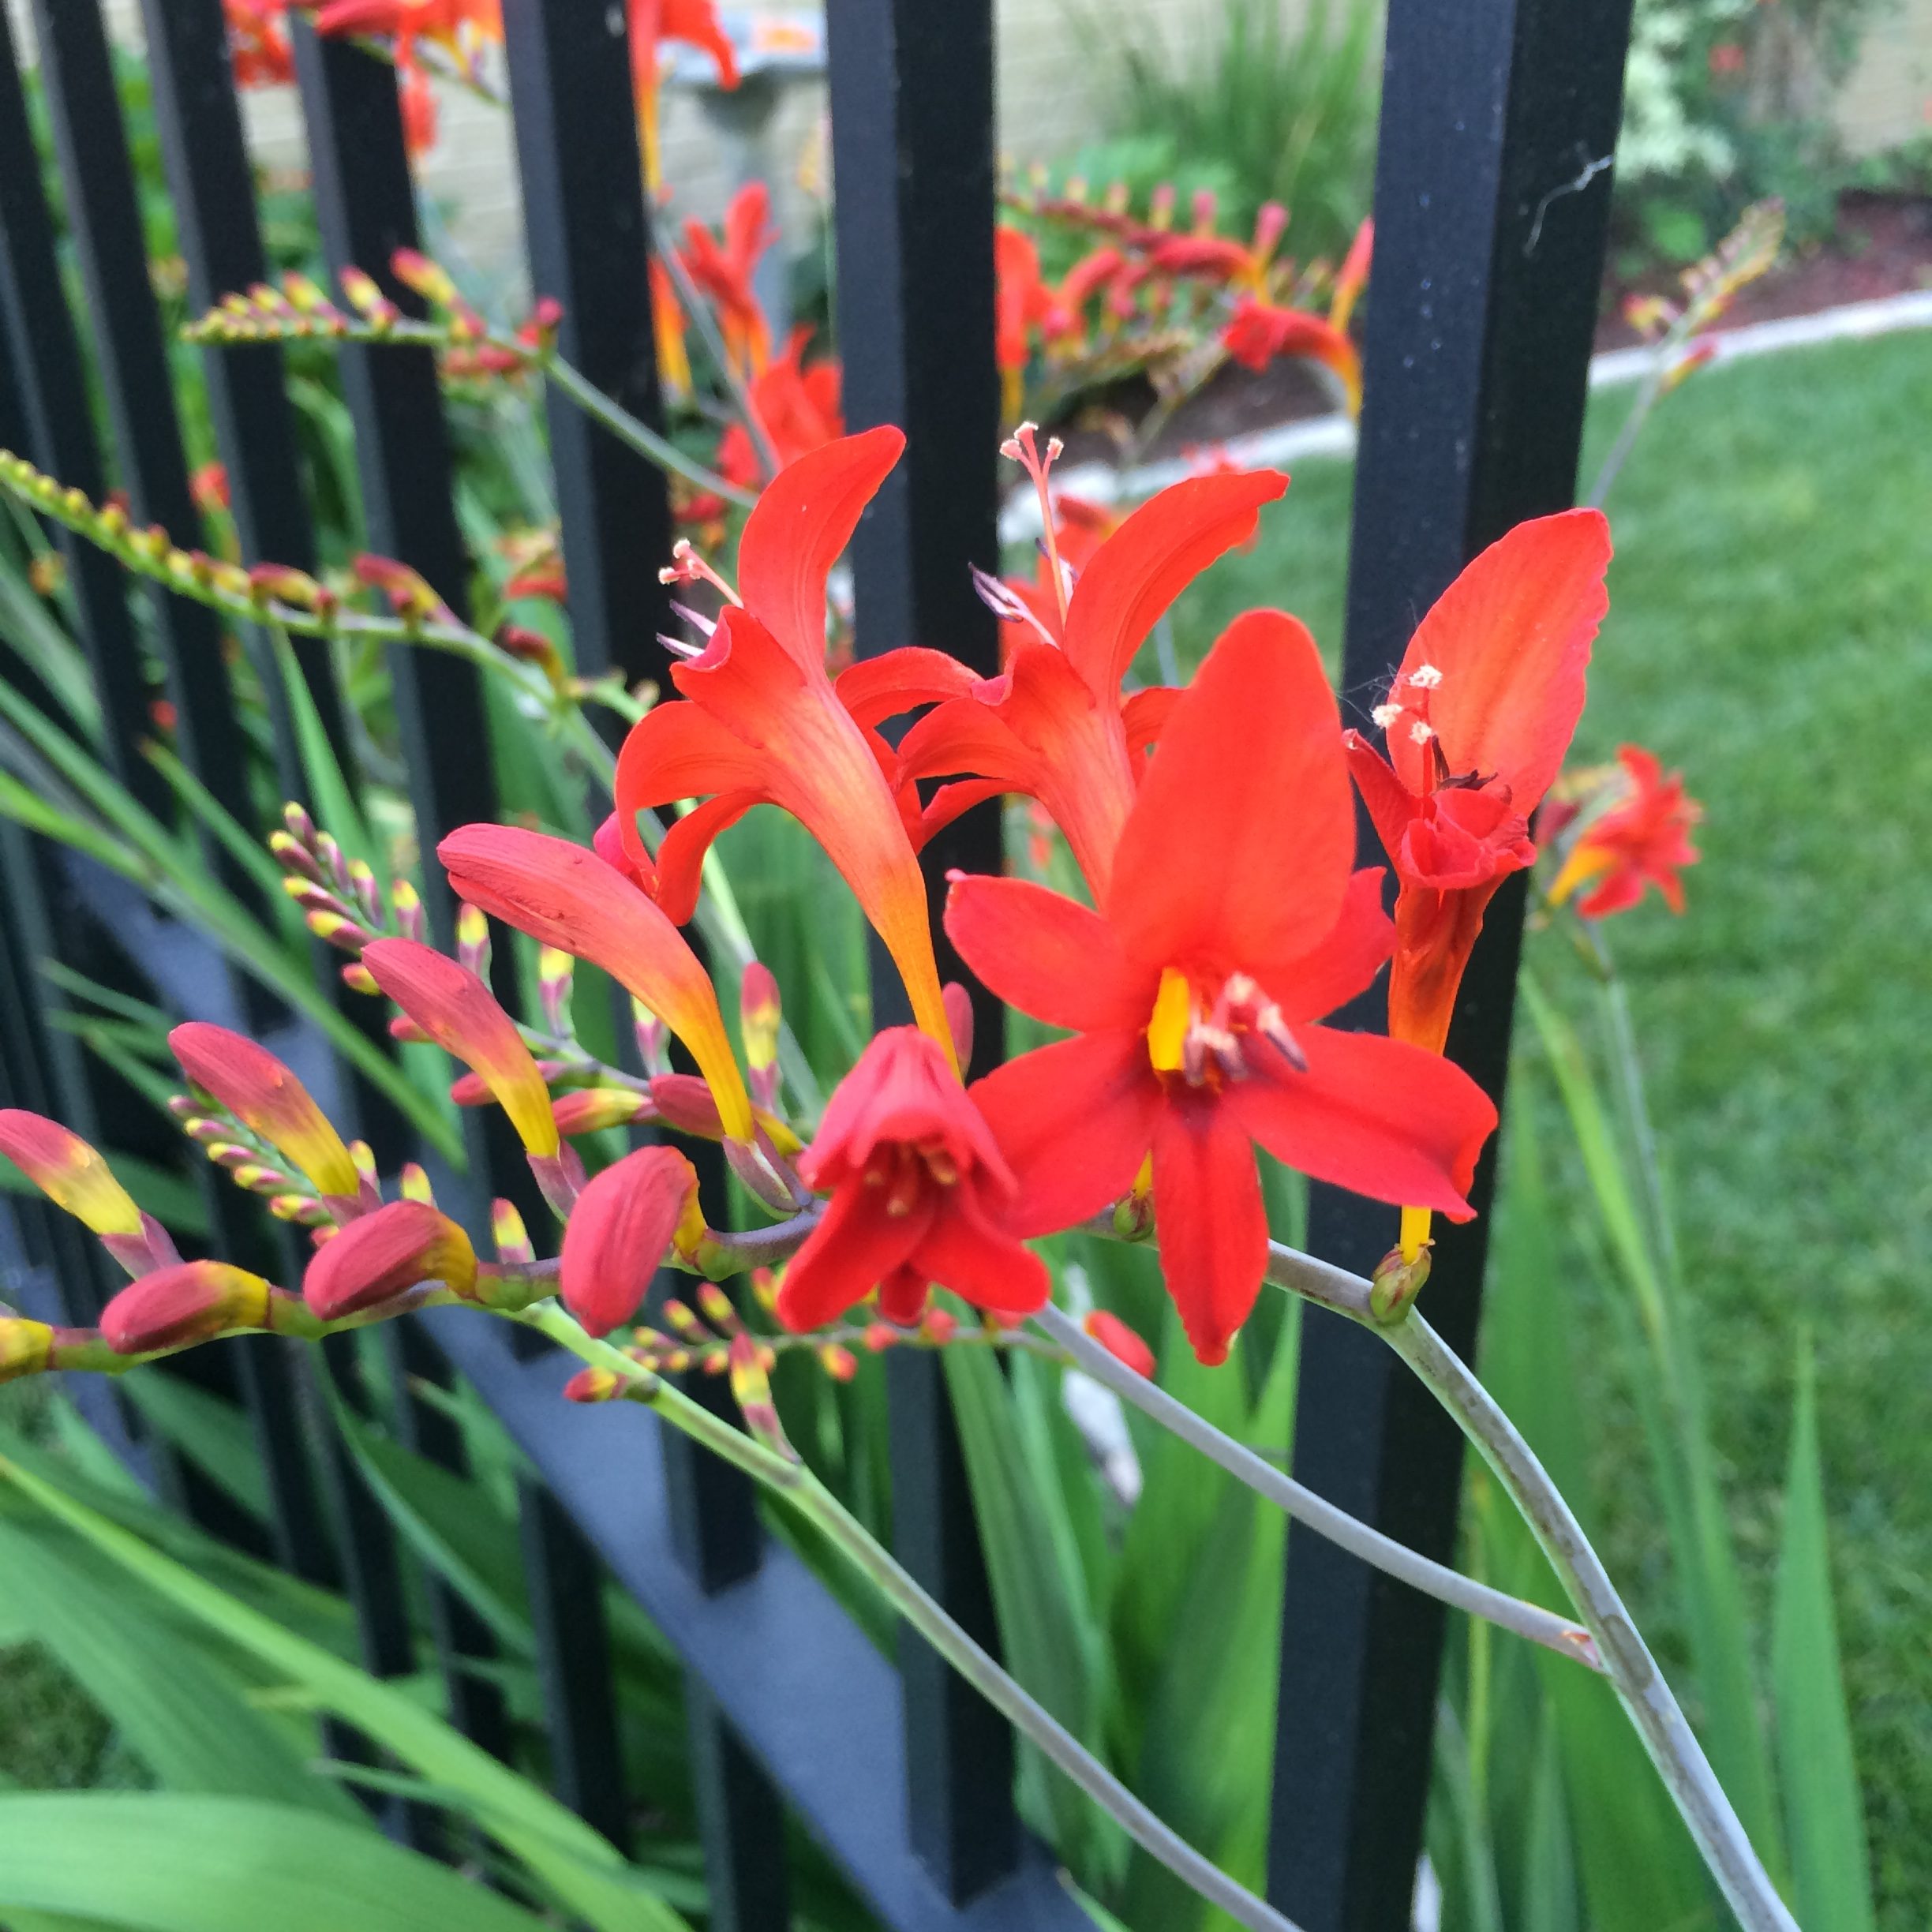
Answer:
[912, 1181, 1050, 1316]
[835, 646, 979, 728]
[737, 425, 904, 669]
[1061, 468, 1286, 695]
[943, 873, 1154, 1032]
[775, 1181, 932, 1331]
[1148, 1091, 1268, 1366]
[914, 777, 1011, 851]
[1121, 684, 1181, 762]
[650, 792, 762, 924]
[968, 1032, 1158, 1236]
[1222, 1023, 1496, 1218]
[1259, 867, 1394, 1021]
[1343, 729, 1421, 866]
[614, 699, 769, 865]
[1107, 610, 1354, 974]
[1388, 509, 1610, 808]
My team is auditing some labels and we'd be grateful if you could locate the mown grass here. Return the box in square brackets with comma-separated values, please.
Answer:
[1166, 325, 1932, 1923]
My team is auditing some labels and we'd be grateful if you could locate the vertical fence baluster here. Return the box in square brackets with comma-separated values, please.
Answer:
[289, 16, 534, 1773]
[824, 0, 1018, 1900]
[1269, 3, 1636, 1926]
[496, 0, 789, 1895]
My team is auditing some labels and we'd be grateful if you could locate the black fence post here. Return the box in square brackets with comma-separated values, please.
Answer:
[824, 0, 1017, 1903]
[1269, 3, 1636, 1927]
[496, 1, 785, 1891]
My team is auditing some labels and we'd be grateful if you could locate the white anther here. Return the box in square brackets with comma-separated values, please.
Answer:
[1372, 702, 1403, 728]
[1406, 662, 1443, 689]
[1409, 721, 1436, 744]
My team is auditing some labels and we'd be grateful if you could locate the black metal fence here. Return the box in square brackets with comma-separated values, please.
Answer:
[0, 1, 1635, 1927]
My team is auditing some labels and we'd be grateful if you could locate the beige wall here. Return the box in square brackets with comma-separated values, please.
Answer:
[1836, 0, 1932, 155]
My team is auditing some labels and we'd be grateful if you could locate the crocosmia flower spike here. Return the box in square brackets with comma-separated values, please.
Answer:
[949, 611, 1498, 1365]
[776, 1028, 1049, 1333]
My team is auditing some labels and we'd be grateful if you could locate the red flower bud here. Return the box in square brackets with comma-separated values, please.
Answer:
[303, 1200, 477, 1320]
[0, 1109, 144, 1237]
[101, 1261, 271, 1354]
[1084, 1309, 1155, 1378]
[558, 1147, 703, 1338]
[170, 1024, 362, 1201]
[362, 939, 559, 1157]
[552, 1088, 652, 1136]
[563, 1366, 624, 1403]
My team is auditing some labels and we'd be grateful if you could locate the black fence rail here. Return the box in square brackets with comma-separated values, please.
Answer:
[0, 1, 1638, 1927]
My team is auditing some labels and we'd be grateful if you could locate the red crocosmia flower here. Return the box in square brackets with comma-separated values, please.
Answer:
[994, 227, 1053, 376]
[101, 1262, 273, 1356]
[949, 611, 1499, 1365]
[560, 1146, 704, 1337]
[169, 1023, 365, 1205]
[612, 429, 972, 1061]
[1149, 202, 1288, 292]
[1343, 511, 1611, 1057]
[631, 0, 739, 98]
[314, 0, 500, 155]
[717, 328, 843, 489]
[897, 469, 1287, 899]
[1549, 745, 1702, 919]
[1221, 299, 1362, 415]
[305, 1200, 477, 1321]
[436, 825, 757, 1144]
[776, 1028, 1049, 1332]
[681, 182, 778, 380]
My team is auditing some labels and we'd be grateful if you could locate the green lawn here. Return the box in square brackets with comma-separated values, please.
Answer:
[1170, 326, 1932, 1923]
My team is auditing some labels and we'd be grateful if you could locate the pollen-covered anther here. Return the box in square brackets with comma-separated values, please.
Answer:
[1408, 720, 1436, 744]
[1405, 662, 1443, 689]
[1371, 702, 1403, 728]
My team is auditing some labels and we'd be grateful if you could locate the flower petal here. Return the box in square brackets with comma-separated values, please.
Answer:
[943, 873, 1154, 1032]
[613, 699, 769, 876]
[0, 1110, 143, 1237]
[1107, 609, 1354, 973]
[1061, 468, 1287, 695]
[650, 792, 762, 924]
[777, 1181, 933, 1330]
[1222, 1022, 1496, 1217]
[968, 1032, 1159, 1235]
[436, 825, 755, 1142]
[362, 938, 559, 1157]
[169, 1024, 361, 1200]
[738, 425, 904, 669]
[1148, 1088, 1268, 1365]
[835, 647, 980, 728]
[912, 1181, 1050, 1316]
[305, 1201, 477, 1321]
[1388, 509, 1610, 808]
[1259, 867, 1394, 1021]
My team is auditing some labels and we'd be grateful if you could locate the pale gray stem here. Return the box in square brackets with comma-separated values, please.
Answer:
[1033, 1301, 1603, 1672]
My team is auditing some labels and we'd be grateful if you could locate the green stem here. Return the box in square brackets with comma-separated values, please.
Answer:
[1259, 1241, 1796, 1932]
[1032, 1302, 1602, 1672]
[536, 351, 755, 509]
[513, 1301, 1307, 1932]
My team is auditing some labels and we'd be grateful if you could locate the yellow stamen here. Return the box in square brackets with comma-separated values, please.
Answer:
[1547, 842, 1616, 908]
[1147, 968, 1193, 1073]
[1399, 1204, 1433, 1264]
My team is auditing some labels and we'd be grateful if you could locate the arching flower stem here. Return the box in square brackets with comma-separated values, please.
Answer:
[511, 1298, 1308, 1932]
[1254, 1238, 1796, 1932]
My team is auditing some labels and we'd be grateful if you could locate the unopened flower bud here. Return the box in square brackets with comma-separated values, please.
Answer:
[739, 961, 782, 1110]
[0, 1317, 54, 1383]
[1368, 1243, 1432, 1325]
[303, 1200, 477, 1320]
[101, 1260, 271, 1354]
[491, 1199, 534, 1265]
[563, 1366, 625, 1404]
[558, 1146, 702, 1337]
[551, 1088, 651, 1136]
[168, 1024, 361, 1201]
